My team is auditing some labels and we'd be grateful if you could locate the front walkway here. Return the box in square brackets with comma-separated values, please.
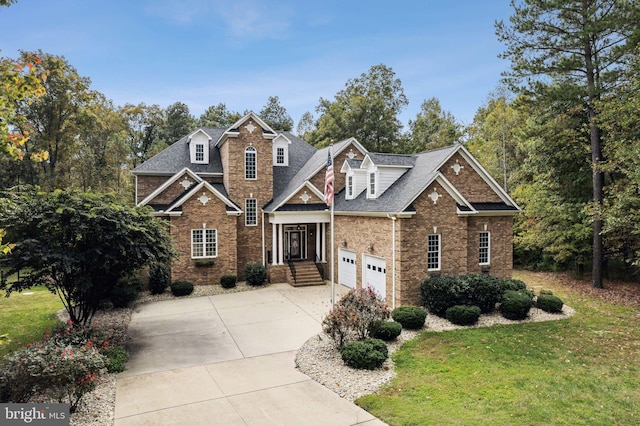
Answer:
[114, 283, 387, 426]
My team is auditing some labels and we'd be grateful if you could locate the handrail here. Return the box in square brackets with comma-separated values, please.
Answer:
[314, 254, 324, 280]
[287, 252, 297, 284]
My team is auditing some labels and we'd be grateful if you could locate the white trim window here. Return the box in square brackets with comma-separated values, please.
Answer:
[191, 229, 217, 258]
[195, 143, 205, 162]
[427, 234, 441, 271]
[245, 198, 257, 226]
[347, 175, 353, 198]
[368, 172, 376, 198]
[479, 231, 490, 265]
[276, 147, 285, 165]
[245, 146, 257, 180]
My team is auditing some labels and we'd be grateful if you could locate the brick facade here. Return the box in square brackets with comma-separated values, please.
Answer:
[441, 153, 503, 203]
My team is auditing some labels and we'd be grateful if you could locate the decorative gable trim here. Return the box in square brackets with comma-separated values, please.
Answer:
[271, 181, 326, 211]
[165, 181, 242, 215]
[215, 112, 277, 147]
[137, 167, 203, 207]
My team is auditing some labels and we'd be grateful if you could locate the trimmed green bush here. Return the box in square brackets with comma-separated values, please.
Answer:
[104, 346, 128, 373]
[220, 275, 237, 289]
[499, 279, 534, 300]
[391, 306, 427, 330]
[340, 338, 388, 370]
[500, 290, 533, 320]
[170, 280, 194, 297]
[149, 263, 170, 295]
[446, 305, 481, 326]
[244, 263, 267, 286]
[370, 321, 402, 341]
[421, 276, 467, 317]
[463, 274, 502, 313]
[536, 294, 564, 313]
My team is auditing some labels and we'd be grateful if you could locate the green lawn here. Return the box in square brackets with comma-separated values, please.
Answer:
[357, 271, 640, 426]
[0, 285, 64, 358]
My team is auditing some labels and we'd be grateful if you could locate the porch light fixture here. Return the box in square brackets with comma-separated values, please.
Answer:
[367, 243, 374, 252]
[342, 239, 347, 247]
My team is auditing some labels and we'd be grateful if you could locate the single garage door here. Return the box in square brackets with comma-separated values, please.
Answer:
[363, 255, 386, 300]
[338, 248, 357, 289]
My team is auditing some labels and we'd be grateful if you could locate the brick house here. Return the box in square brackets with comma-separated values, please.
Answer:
[133, 112, 520, 307]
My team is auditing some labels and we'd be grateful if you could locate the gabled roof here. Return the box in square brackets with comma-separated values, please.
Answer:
[264, 137, 367, 212]
[165, 180, 242, 215]
[362, 152, 416, 168]
[131, 127, 225, 175]
[138, 167, 202, 207]
[268, 181, 326, 211]
[216, 111, 277, 146]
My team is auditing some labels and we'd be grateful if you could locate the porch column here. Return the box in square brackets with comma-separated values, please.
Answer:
[321, 222, 326, 262]
[278, 224, 284, 265]
[272, 222, 277, 265]
[315, 222, 321, 262]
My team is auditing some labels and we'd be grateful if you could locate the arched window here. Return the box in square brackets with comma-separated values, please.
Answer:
[245, 146, 257, 180]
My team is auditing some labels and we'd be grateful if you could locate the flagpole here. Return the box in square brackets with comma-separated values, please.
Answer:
[330, 186, 335, 307]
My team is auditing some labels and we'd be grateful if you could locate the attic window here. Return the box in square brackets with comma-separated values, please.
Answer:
[347, 175, 353, 198]
[368, 172, 376, 198]
[276, 147, 285, 165]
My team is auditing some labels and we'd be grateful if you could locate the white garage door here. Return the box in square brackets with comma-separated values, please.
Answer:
[363, 255, 386, 300]
[338, 248, 357, 289]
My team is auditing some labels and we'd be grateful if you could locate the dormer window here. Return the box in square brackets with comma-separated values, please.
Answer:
[276, 147, 285, 165]
[195, 144, 204, 162]
[245, 146, 257, 180]
[272, 134, 290, 166]
[347, 175, 354, 198]
[188, 130, 211, 164]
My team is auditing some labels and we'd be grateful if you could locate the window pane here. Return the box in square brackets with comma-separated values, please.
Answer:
[427, 234, 440, 270]
[246, 198, 257, 226]
[276, 147, 284, 164]
[195, 144, 204, 162]
[192, 229, 203, 257]
[479, 231, 490, 264]
[245, 147, 256, 179]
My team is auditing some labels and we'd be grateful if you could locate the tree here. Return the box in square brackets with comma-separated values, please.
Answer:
[308, 64, 408, 152]
[259, 96, 293, 131]
[496, 0, 640, 288]
[197, 103, 241, 128]
[466, 93, 527, 191]
[0, 188, 176, 325]
[295, 111, 315, 139]
[0, 51, 48, 254]
[406, 97, 462, 153]
[120, 103, 166, 168]
[598, 49, 640, 268]
[12, 51, 92, 189]
[158, 101, 195, 144]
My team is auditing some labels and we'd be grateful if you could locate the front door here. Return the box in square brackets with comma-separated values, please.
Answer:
[288, 231, 302, 259]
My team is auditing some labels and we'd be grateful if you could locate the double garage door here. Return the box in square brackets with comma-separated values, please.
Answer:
[338, 249, 386, 300]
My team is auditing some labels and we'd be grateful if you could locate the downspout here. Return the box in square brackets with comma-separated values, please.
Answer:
[388, 214, 397, 309]
[261, 209, 265, 266]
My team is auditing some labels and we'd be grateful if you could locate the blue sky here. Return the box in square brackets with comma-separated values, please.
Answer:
[1, 0, 514, 129]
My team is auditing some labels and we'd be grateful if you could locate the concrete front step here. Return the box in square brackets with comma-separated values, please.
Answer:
[287, 262, 324, 287]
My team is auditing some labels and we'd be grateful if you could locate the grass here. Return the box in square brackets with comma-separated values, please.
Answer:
[356, 271, 640, 426]
[0, 285, 64, 358]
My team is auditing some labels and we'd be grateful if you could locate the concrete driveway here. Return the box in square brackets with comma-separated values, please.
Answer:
[114, 283, 387, 426]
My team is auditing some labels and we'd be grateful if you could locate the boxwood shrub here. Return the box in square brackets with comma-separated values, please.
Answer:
[391, 306, 427, 330]
[340, 338, 388, 370]
[463, 274, 502, 314]
[420, 276, 467, 317]
[536, 294, 564, 313]
[500, 290, 533, 320]
[170, 280, 194, 297]
[446, 305, 481, 326]
[149, 263, 170, 295]
[369, 321, 402, 341]
[220, 275, 237, 289]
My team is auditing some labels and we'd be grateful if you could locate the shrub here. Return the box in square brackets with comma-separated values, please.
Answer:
[322, 288, 390, 348]
[244, 263, 267, 286]
[498, 278, 534, 299]
[107, 277, 143, 308]
[392, 306, 427, 329]
[421, 276, 468, 317]
[536, 294, 564, 313]
[369, 321, 402, 341]
[539, 289, 554, 296]
[149, 263, 170, 295]
[446, 305, 481, 326]
[170, 280, 194, 297]
[220, 275, 237, 289]
[0, 338, 106, 412]
[463, 274, 502, 313]
[500, 290, 533, 320]
[340, 339, 388, 370]
[103, 346, 128, 373]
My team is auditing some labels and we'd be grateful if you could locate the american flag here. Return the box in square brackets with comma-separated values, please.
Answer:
[323, 149, 334, 206]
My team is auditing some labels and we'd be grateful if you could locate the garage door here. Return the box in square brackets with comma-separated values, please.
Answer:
[338, 248, 356, 289]
[363, 255, 386, 300]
